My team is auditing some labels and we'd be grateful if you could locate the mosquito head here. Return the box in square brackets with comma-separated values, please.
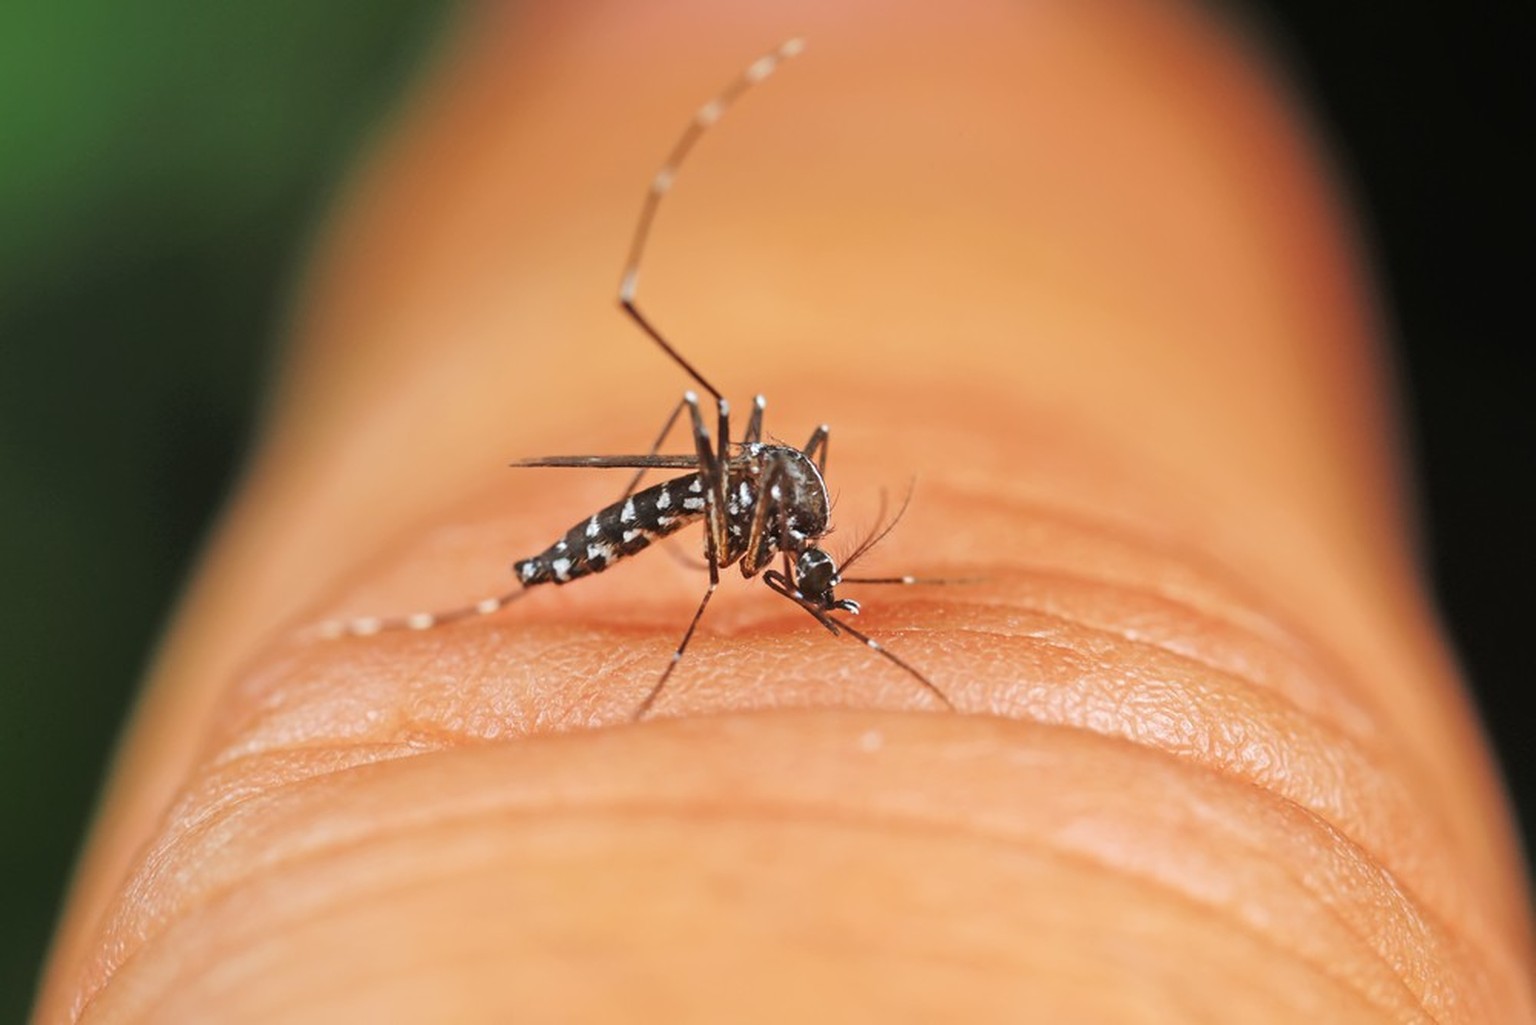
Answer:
[796, 547, 860, 615]
[789, 481, 918, 614]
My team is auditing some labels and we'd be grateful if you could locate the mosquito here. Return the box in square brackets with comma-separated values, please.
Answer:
[321, 38, 956, 719]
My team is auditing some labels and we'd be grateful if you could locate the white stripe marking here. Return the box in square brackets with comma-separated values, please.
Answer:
[656, 488, 671, 509]
[551, 557, 573, 581]
[621, 498, 637, 523]
[745, 55, 777, 82]
[586, 516, 600, 538]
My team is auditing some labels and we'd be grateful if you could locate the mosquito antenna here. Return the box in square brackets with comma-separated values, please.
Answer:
[836, 482, 980, 586]
[838, 480, 916, 575]
[617, 37, 806, 401]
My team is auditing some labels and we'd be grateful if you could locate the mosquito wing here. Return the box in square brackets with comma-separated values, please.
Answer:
[510, 454, 703, 469]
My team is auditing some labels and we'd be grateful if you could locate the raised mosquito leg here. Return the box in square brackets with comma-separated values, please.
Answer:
[762, 571, 954, 710]
[803, 424, 830, 473]
[743, 394, 766, 445]
[619, 396, 688, 501]
[616, 38, 805, 400]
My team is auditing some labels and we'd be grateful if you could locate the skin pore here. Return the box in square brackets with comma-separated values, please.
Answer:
[36, 0, 1533, 1021]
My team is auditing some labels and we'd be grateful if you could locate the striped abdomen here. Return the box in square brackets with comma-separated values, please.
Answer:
[514, 472, 708, 586]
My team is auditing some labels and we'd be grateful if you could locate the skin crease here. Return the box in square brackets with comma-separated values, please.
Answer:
[34, 0, 1534, 1021]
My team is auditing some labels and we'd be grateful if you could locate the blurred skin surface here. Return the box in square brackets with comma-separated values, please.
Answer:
[36, 0, 1534, 1021]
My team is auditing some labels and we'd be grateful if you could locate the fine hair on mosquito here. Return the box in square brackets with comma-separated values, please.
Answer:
[321, 37, 962, 719]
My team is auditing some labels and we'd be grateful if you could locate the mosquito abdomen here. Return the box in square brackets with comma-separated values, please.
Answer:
[515, 472, 708, 585]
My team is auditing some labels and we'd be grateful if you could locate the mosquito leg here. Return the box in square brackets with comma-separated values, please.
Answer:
[743, 394, 766, 445]
[316, 586, 528, 639]
[618, 300, 723, 402]
[616, 38, 804, 399]
[708, 396, 733, 555]
[632, 391, 732, 720]
[716, 397, 731, 468]
[635, 516, 723, 720]
[737, 460, 783, 577]
[762, 571, 953, 709]
[684, 392, 730, 563]
[779, 501, 796, 581]
[821, 614, 954, 710]
[803, 424, 830, 473]
[661, 538, 710, 572]
[619, 396, 688, 501]
[763, 570, 839, 637]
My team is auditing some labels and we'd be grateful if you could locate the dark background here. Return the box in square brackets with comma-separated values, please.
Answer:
[2, 2, 1529, 1018]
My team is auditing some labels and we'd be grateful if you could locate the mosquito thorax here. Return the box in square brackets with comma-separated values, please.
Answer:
[748, 444, 830, 545]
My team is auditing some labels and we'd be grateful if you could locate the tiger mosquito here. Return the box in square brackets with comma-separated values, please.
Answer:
[321, 38, 956, 718]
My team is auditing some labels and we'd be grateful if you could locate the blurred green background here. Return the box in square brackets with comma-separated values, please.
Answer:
[2, 1, 1529, 1019]
[0, 2, 447, 1016]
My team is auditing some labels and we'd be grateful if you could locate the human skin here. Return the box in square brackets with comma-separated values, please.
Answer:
[35, 0, 1534, 1021]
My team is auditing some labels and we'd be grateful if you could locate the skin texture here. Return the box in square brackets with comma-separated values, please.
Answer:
[35, 0, 1534, 1021]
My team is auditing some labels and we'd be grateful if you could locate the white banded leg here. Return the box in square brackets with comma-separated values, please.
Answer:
[743, 394, 767, 445]
[316, 586, 527, 639]
[616, 38, 806, 401]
